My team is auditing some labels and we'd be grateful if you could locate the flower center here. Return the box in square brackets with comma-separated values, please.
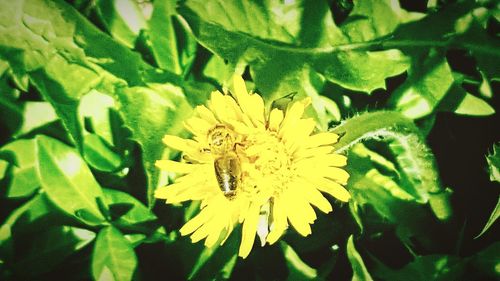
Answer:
[244, 131, 295, 196]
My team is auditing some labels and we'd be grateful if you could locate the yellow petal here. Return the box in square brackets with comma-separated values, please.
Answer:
[168, 185, 215, 203]
[322, 167, 350, 184]
[220, 211, 236, 245]
[307, 132, 339, 147]
[296, 154, 347, 169]
[209, 90, 244, 125]
[190, 221, 211, 243]
[297, 180, 333, 213]
[247, 93, 265, 125]
[290, 186, 317, 223]
[156, 172, 211, 201]
[194, 105, 219, 124]
[230, 119, 253, 135]
[309, 176, 351, 202]
[205, 212, 228, 247]
[268, 108, 284, 131]
[285, 191, 312, 236]
[184, 117, 213, 137]
[232, 75, 265, 126]
[239, 203, 260, 258]
[180, 206, 214, 235]
[281, 118, 316, 153]
[323, 154, 348, 167]
[162, 135, 198, 152]
[224, 94, 246, 122]
[233, 75, 248, 100]
[267, 197, 288, 245]
[154, 185, 173, 199]
[279, 97, 311, 132]
[294, 146, 334, 160]
[209, 91, 229, 120]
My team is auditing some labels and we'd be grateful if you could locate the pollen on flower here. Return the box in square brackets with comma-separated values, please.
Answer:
[155, 75, 350, 259]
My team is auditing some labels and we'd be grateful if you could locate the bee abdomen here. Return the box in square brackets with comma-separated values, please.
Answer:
[214, 155, 240, 199]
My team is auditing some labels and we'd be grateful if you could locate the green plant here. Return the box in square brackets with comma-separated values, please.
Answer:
[0, 0, 498, 280]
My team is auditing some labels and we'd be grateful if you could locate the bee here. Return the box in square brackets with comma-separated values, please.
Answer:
[208, 124, 241, 199]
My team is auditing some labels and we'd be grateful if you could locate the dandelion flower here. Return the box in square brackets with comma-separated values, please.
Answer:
[155, 75, 350, 258]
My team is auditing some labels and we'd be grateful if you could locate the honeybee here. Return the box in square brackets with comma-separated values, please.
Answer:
[208, 124, 241, 199]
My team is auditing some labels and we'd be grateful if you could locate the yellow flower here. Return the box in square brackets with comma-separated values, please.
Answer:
[155, 76, 350, 258]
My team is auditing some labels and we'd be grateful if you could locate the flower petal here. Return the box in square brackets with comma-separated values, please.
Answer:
[281, 118, 316, 153]
[267, 198, 288, 245]
[294, 146, 334, 160]
[285, 190, 313, 236]
[268, 108, 284, 132]
[195, 105, 218, 122]
[307, 132, 339, 147]
[239, 203, 260, 258]
[233, 75, 265, 126]
[298, 180, 333, 213]
[295, 154, 347, 168]
[184, 117, 213, 137]
[308, 176, 351, 202]
[180, 205, 214, 236]
[205, 210, 229, 247]
[322, 167, 350, 184]
[323, 154, 348, 167]
[279, 97, 311, 134]
[162, 135, 198, 152]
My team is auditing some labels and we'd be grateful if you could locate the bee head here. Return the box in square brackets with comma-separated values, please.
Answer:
[208, 124, 234, 155]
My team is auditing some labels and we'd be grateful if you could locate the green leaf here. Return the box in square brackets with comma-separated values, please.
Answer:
[149, 0, 197, 74]
[346, 143, 447, 248]
[475, 143, 500, 237]
[92, 226, 138, 281]
[476, 196, 499, 238]
[333, 111, 416, 152]
[455, 15, 500, 80]
[16, 101, 58, 136]
[470, 242, 500, 277]
[36, 135, 107, 225]
[0, 91, 23, 135]
[10, 225, 95, 278]
[103, 188, 163, 236]
[0, 194, 60, 259]
[179, 0, 409, 102]
[280, 241, 318, 281]
[78, 90, 117, 144]
[83, 134, 123, 172]
[340, 0, 421, 42]
[386, 1, 499, 80]
[202, 54, 234, 83]
[386, 136, 438, 203]
[373, 255, 465, 281]
[486, 142, 500, 183]
[0, 0, 157, 149]
[0, 139, 39, 198]
[95, 0, 147, 48]
[346, 235, 374, 281]
[116, 84, 192, 206]
[347, 143, 415, 212]
[188, 227, 240, 280]
[78, 90, 128, 172]
[453, 93, 495, 116]
[0, 159, 7, 179]
[389, 52, 454, 119]
[331, 111, 451, 221]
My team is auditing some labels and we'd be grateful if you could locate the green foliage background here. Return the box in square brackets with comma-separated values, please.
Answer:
[0, 0, 498, 280]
